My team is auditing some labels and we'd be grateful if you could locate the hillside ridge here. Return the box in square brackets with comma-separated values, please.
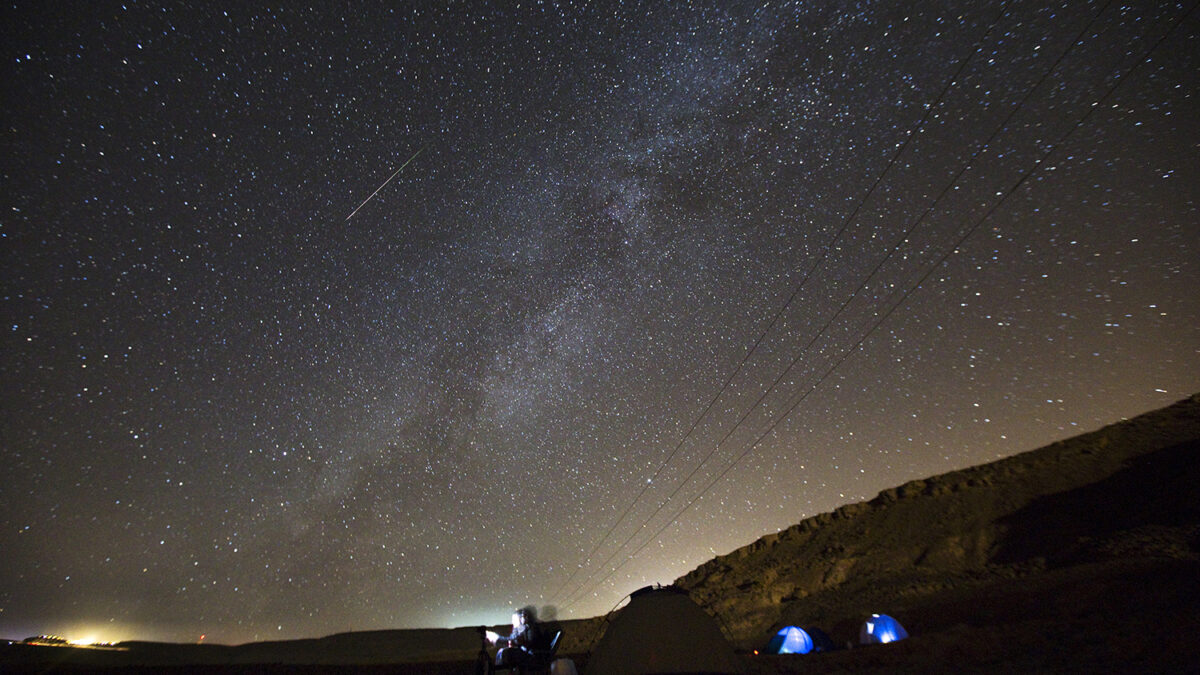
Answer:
[674, 393, 1200, 648]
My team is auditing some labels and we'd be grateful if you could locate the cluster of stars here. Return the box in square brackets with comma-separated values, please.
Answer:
[1, 0, 1196, 644]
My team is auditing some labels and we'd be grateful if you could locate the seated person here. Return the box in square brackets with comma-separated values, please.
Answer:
[484, 605, 543, 669]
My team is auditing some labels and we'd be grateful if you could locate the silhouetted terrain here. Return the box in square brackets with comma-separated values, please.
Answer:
[5, 394, 1198, 673]
[682, 392, 1200, 673]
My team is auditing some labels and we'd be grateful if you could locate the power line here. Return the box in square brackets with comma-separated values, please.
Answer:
[562, 0, 1194, 609]
[553, 0, 1016, 609]
[560, 0, 1110, 606]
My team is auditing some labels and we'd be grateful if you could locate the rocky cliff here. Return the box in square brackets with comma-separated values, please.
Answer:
[676, 394, 1200, 652]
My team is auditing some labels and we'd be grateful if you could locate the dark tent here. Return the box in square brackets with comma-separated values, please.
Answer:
[587, 585, 745, 674]
[805, 626, 837, 653]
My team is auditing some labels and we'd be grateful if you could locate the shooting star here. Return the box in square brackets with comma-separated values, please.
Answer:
[345, 146, 424, 221]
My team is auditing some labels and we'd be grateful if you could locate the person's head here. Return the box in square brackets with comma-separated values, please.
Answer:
[512, 605, 537, 628]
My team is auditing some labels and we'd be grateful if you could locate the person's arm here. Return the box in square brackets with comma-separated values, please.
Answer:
[493, 627, 522, 646]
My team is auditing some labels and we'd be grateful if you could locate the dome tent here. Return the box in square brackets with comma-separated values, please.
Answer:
[765, 626, 813, 654]
[587, 585, 745, 675]
[859, 613, 909, 645]
[805, 625, 837, 653]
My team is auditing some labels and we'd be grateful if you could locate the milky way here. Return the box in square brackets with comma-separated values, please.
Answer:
[2, 0, 1197, 643]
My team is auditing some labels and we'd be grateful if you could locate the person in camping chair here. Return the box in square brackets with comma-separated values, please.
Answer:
[485, 605, 543, 669]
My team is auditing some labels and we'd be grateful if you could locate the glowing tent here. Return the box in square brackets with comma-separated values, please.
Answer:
[765, 626, 814, 654]
[587, 585, 745, 674]
[859, 613, 909, 645]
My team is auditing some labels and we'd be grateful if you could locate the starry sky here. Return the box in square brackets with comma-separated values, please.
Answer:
[2, 0, 1197, 645]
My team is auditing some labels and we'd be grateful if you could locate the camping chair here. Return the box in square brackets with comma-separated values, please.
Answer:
[491, 628, 563, 675]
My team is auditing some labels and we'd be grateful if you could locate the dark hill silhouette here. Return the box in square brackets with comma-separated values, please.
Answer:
[676, 392, 1200, 673]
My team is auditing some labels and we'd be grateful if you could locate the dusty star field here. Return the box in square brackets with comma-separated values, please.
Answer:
[1, 0, 1197, 643]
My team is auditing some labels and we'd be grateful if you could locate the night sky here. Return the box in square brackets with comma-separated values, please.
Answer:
[2, 0, 1197, 644]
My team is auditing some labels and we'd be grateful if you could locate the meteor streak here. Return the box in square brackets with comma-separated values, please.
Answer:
[345, 146, 424, 221]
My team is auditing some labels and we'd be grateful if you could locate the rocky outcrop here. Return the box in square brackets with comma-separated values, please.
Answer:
[676, 394, 1200, 647]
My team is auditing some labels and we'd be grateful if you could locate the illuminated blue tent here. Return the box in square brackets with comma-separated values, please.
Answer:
[766, 626, 813, 654]
[859, 613, 909, 645]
